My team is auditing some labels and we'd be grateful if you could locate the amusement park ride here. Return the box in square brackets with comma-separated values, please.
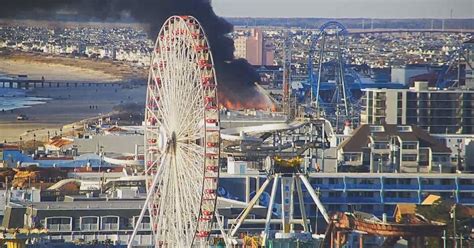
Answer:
[128, 16, 454, 248]
[129, 16, 220, 247]
[126, 15, 332, 248]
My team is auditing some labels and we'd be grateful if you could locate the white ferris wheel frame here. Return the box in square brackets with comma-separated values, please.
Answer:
[129, 15, 220, 248]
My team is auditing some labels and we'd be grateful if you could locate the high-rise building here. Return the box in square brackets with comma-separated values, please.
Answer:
[233, 29, 274, 66]
[360, 88, 407, 125]
[361, 81, 474, 134]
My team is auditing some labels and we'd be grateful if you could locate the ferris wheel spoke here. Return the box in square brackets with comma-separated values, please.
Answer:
[175, 153, 201, 242]
[176, 111, 204, 140]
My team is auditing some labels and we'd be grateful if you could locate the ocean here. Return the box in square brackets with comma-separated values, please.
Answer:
[0, 87, 51, 111]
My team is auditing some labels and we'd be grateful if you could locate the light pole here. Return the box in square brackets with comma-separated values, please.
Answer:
[378, 157, 382, 173]
[451, 203, 457, 248]
[390, 143, 399, 173]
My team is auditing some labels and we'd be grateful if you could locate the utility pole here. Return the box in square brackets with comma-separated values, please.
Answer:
[451, 198, 457, 248]
[282, 31, 293, 119]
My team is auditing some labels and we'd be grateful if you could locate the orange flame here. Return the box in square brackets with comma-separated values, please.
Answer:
[219, 94, 276, 112]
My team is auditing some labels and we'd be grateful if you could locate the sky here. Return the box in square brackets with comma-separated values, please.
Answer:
[213, 0, 474, 19]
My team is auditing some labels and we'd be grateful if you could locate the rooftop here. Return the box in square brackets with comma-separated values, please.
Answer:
[338, 124, 451, 153]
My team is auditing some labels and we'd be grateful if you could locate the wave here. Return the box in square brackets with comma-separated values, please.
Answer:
[0, 88, 51, 111]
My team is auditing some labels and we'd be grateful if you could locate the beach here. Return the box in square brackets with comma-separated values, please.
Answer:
[0, 57, 122, 82]
[0, 84, 146, 142]
[0, 56, 146, 142]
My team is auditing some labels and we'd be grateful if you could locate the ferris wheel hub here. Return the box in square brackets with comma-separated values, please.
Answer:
[170, 131, 177, 153]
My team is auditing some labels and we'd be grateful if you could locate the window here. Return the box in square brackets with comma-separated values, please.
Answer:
[399, 192, 411, 198]
[329, 192, 342, 197]
[399, 179, 412, 185]
[402, 154, 417, 162]
[397, 126, 412, 132]
[370, 126, 385, 132]
[373, 142, 389, 149]
[46, 217, 72, 232]
[133, 216, 151, 230]
[343, 153, 361, 162]
[433, 155, 448, 163]
[101, 216, 119, 231]
[80, 216, 99, 231]
[402, 142, 417, 150]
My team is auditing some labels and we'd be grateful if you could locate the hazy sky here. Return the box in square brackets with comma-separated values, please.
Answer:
[213, 0, 473, 18]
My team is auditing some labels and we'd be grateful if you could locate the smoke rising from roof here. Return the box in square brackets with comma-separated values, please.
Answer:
[0, 0, 270, 109]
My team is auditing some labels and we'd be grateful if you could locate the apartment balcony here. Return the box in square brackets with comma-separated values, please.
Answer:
[47, 224, 72, 232]
[80, 224, 99, 231]
[101, 223, 119, 231]
[420, 184, 456, 191]
[320, 197, 347, 204]
[458, 185, 474, 191]
[346, 184, 382, 190]
[136, 223, 151, 231]
[383, 184, 419, 190]
[346, 197, 381, 203]
[458, 198, 474, 204]
[314, 183, 345, 190]
[383, 197, 418, 204]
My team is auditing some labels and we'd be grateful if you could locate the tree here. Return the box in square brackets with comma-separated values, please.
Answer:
[416, 197, 472, 248]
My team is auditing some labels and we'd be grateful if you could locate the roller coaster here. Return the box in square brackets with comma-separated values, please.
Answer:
[294, 21, 472, 132]
[300, 21, 360, 132]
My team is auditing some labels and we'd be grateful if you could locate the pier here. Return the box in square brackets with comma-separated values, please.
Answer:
[0, 79, 121, 89]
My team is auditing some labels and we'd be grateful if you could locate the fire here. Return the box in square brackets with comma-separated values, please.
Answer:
[219, 93, 277, 112]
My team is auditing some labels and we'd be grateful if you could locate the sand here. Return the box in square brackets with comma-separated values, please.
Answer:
[0, 55, 147, 142]
[0, 58, 121, 82]
[0, 83, 146, 142]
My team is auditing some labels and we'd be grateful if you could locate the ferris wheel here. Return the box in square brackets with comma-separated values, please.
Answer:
[129, 16, 220, 247]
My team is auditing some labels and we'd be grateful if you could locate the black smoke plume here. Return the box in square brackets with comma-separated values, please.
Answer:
[0, 0, 270, 109]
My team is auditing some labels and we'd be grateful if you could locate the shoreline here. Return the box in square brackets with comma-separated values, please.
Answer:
[0, 53, 147, 142]
[0, 84, 146, 142]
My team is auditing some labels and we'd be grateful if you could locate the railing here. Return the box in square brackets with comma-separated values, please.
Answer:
[420, 184, 456, 190]
[81, 223, 99, 231]
[314, 184, 345, 190]
[383, 197, 418, 204]
[345, 184, 382, 190]
[101, 223, 119, 231]
[320, 197, 347, 204]
[383, 184, 419, 190]
[136, 223, 151, 230]
[346, 197, 381, 203]
[47, 224, 72, 232]
[458, 198, 474, 204]
[458, 185, 474, 191]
